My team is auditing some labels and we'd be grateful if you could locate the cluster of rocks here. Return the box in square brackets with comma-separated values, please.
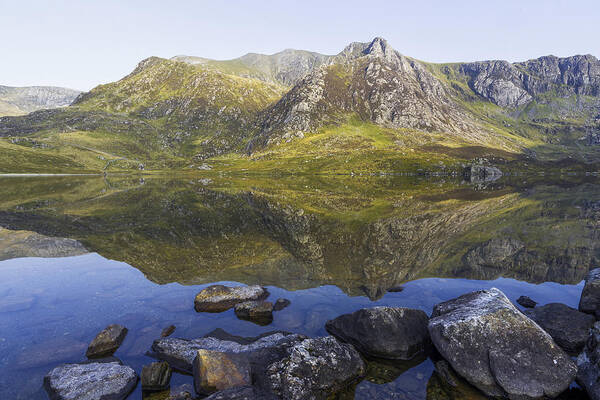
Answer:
[194, 284, 290, 325]
[43, 273, 600, 399]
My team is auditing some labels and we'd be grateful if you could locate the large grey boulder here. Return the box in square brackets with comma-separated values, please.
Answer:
[325, 306, 430, 360]
[44, 361, 137, 400]
[194, 285, 269, 312]
[86, 324, 128, 359]
[428, 288, 577, 399]
[265, 336, 365, 399]
[579, 268, 600, 316]
[524, 302, 595, 354]
[150, 330, 306, 373]
[577, 321, 600, 399]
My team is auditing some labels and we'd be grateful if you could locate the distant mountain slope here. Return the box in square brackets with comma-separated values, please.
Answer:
[173, 49, 332, 87]
[0, 85, 81, 116]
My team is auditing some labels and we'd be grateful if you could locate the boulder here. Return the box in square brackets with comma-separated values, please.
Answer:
[265, 336, 365, 399]
[150, 331, 306, 373]
[428, 288, 577, 399]
[86, 324, 128, 359]
[516, 295, 537, 308]
[579, 268, 600, 316]
[194, 285, 269, 312]
[234, 300, 274, 325]
[325, 306, 430, 360]
[44, 360, 137, 400]
[524, 302, 595, 354]
[464, 165, 502, 183]
[577, 321, 600, 400]
[141, 361, 172, 392]
[193, 349, 251, 394]
[387, 285, 404, 293]
[161, 325, 176, 337]
[273, 298, 291, 311]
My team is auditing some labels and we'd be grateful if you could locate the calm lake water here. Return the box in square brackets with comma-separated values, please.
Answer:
[0, 174, 597, 399]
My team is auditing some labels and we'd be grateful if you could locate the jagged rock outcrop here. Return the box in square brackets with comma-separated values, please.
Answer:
[251, 37, 488, 150]
[462, 54, 600, 108]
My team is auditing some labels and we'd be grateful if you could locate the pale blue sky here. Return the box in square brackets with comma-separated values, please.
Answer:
[1, 0, 598, 90]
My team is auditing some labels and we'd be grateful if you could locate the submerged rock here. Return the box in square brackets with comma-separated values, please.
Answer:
[150, 331, 306, 373]
[203, 386, 261, 400]
[577, 321, 600, 399]
[161, 325, 176, 338]
[141, 361, 172, 392]
[516, 295, 537, 308]
[265, 336, 365, 399]
[273, 298, 291, 311]
[325, 306, 430, 360]
[86, 324, 128, 359]
[193, 349, 251, 394]
[44, 360, 137, 400]
[579, 268, 600, 316]
[524, 302, 595, 354]
[234, 300, 274, 325]
[387, 285, 404, 293]
[428, 288, 576, 399]
[194, 285, 269, 312]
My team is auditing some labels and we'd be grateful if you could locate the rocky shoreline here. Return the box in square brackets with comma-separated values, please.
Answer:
[43, 271, 600, 399]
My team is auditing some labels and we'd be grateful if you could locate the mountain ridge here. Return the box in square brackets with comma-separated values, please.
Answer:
[0, 85, 81, 117]
[0, 37, 599, 173]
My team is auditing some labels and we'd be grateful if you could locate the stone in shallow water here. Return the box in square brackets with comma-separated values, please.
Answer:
[265, 336, 365, 400]
[150, 331, 306, 373]
[203, 386, 260, 400]
[194, 285, 269, 312]
[325, 306, 430, 360]
[524, 302, 595, 354]
[193, 349, 251, 394]
[516, 295, 537, 308]
[234, 300, 274, 325]
[161, 325, 176, 338]
[44, 361, 137, 400]
[273, 298, 291, 311]
[86, 324, 128, 359]
[141, 361, 172, 392]
[577, 321, 600, 400]
[579, 268, 600, 316]
[428, 288, 577, 399]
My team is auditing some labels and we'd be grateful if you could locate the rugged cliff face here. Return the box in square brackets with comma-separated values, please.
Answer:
[461, 54, 600, 108]
[0, 85, 81, 116]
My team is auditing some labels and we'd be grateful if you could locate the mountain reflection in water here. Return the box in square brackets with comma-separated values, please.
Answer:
[0, 175, 597, 296]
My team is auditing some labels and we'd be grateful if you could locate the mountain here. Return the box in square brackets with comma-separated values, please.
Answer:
[0, 37, 599, 173]
[0, 85, 81, 117]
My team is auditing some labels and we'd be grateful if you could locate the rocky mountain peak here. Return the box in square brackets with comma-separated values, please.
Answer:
[363, 37, 396, 60]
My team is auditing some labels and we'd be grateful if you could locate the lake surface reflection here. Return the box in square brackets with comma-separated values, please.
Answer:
[0, 175, 597, 399]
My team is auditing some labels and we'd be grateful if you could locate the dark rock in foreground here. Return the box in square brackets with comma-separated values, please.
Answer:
[524, 302, 595, 354]
[429, 288, 577, 399]
[579, 268, 600, 316]
[577, 321, 600, 400]
[266, 336, 365, 399]
[234, 300, 274, 325]
[194, 285, 269, 312]
[325, 306, 430, 360]
[193, 349, 251, 394]
[44, 360, 137, 400]
[141, 361, 172, 392]
[387, 285, 404, 293]
[516, 295, 537, 308]
[86, 324, 128, 359]
[273, 298, 291, 311]
[150, 331, 306, 373]
[426, 360, 488, 400]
